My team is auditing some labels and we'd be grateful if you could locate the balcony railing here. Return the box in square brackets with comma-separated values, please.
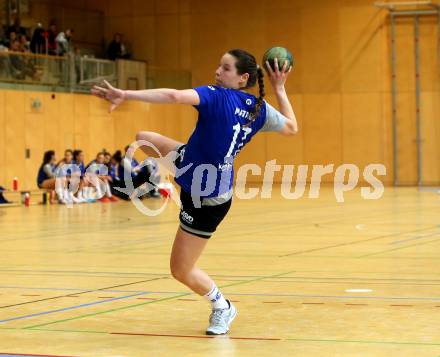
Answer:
[0, 50, 117, 92]
[0, 50, 192, 92]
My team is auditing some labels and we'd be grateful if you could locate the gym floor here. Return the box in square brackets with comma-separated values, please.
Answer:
[0, 187, 439, 356]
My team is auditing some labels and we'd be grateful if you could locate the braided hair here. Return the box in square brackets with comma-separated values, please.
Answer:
[227, 49, 265, 126]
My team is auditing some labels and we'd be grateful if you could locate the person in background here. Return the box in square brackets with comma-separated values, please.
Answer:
[112, 148, 151, 200]
[7, 31, 17, 49]
[30, 23, 46, 54]
[56, 28, 73, 56]
[45, 23, 57, 56]
[142, 156, 161, 198]
[37, 150, 57, 189]
[54, 149, 84, 204]
[9, 39, 39, 80]
[119, 145, 140, 179]
[107, 33, 129, 60]
[19, 34, 30, 52]
[37, 150, 66, 203]
[109, 150, 127, 200]
[86, 152, 117, 202]
[73, 149, 94, 202]
[103, 151, 112, 167]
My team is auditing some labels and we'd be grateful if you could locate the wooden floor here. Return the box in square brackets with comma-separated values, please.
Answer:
[0, 187, 439, 357]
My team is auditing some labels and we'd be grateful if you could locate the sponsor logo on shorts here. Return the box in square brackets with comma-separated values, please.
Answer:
[181, 210, 194, 224]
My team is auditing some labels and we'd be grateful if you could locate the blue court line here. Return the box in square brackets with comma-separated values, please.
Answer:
[391, 232, 439, 245]
[0, 292, 149, 324]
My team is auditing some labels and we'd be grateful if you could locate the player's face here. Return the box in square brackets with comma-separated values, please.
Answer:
[96, 154, 104, 164]
[65, 151, 73, 163]
[215, 53, 249, 89]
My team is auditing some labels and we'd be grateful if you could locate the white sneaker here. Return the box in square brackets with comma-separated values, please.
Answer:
[206, 300, 237, 335]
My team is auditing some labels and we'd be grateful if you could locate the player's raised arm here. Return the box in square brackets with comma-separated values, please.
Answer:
[91, 80, 200, 113]
[265, 58, 298, 135]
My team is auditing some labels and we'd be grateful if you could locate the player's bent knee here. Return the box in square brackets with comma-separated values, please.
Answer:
[170, 262, 190, 283]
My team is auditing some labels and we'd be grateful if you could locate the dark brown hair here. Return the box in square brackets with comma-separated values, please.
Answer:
[228, 49, 265, 125]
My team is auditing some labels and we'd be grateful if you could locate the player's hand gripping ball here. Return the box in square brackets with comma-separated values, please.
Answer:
[262, 46, 294, 72]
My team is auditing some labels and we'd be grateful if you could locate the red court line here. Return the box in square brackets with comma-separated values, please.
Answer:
[0, 353, 77, 357]
[262, 301, 282, 304]
[111, 332, 280, 341]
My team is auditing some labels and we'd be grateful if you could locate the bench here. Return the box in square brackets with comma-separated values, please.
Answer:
[1, 189, 56, 206]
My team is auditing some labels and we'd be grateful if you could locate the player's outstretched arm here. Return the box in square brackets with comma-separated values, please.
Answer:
[91, 80, 200, 113]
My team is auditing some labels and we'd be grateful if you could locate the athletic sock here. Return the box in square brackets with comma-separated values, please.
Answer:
[105, 182, 112, 197]
[95, 184, 103, 199]
[204, 284, 229, 310]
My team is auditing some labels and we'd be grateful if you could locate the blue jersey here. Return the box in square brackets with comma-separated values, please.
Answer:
[72, 161, 85, 176]
[86, 160, 108, 175]
[109, 164, 118, 181]
[175, 85, 267, 198]
[37, 164, 54, 186]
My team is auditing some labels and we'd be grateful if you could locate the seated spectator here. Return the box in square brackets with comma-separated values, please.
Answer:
[107, 33, 130, 60]
[86, 152, 117, 202]
[109, 150, 125, 199]
[72, 149, 93, 202]
[142, 157, 161, 197]
[103, 151, 112, 167]
[54, 149, 83, 204]
[112, 146, 157, 200]
[19, 34, 30, 52]
[56, 28, 73, 56]
[119, 145, 140, 179]
[37, 150, 57, 190]
[7, 31, 17, 48]
[9, 40, 40, 80]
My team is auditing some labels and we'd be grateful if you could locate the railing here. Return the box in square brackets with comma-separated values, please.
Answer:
[0, 50, 117, 92]
[77, 56, 117, 91]
[0, 50, 192, 92]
